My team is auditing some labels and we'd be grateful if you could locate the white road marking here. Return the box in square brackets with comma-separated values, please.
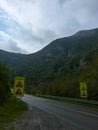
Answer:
[23, 95, 98, 118]
[47, 102, 98, 118]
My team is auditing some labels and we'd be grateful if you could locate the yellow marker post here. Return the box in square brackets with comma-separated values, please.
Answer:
[14, 77, 25, 97]
[80, 83, 88, 98]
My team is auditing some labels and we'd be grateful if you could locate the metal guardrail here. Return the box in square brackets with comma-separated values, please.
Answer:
[38, 95, 98, 105]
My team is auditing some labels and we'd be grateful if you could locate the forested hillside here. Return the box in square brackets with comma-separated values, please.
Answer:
[0, 28, 98, 100]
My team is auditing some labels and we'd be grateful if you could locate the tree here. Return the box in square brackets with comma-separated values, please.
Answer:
[0, 62, 11, 105]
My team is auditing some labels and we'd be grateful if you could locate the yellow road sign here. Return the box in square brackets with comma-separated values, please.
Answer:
[80, 83, 88, 98]
[14, 77, 25, 97]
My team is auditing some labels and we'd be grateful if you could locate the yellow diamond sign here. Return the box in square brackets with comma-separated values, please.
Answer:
[14, 77, 25, 97]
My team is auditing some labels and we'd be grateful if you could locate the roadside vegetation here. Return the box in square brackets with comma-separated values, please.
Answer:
[0, 96, 28, 129]
[0, 62, 11, 105]
[0, 62, 28, 129]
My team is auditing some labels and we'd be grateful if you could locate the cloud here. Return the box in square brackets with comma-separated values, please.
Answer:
[8, 39, 27, 53]
[0, 0, 98, 53]
[62, 0, 98, 30]
[0, 30, 27, 53]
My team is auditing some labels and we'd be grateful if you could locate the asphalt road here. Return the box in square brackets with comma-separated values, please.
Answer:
[22, 94, 98, 130]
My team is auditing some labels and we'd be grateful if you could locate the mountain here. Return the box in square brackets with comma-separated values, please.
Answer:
[0, 28, 98, 100]
[0, 49, 26, 66]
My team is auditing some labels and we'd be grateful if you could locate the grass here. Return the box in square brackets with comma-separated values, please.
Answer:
[0, 96, 28, 129]
[37, 95, 98, 109]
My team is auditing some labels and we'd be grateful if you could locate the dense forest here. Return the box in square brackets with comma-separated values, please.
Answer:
[0, 62, 11, 105]
[0, 28, 98, 100]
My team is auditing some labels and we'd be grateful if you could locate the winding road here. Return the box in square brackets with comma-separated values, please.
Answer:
[22, 94, 98, 130]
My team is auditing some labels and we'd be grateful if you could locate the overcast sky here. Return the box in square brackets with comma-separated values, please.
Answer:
[0, 0, 98, 54]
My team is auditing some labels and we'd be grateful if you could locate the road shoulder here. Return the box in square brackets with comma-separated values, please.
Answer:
[4, 105, 82, 130]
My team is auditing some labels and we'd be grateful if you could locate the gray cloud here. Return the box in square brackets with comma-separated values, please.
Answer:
[0, 0, 98, 53]
[19, 27, 44, 44]
[58, 0, 66, 5]
[8, 39, 27, 53]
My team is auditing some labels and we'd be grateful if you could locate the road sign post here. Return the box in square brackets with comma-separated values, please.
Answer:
[80, 83, 88, 98]
[14, 77, 25, 97]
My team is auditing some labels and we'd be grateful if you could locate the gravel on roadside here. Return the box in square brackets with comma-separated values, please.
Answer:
[4, 105, 84, 130]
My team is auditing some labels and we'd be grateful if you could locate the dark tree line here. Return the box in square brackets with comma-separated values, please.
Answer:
[0, 62, 11, 105]
[27, 48, 98, 100]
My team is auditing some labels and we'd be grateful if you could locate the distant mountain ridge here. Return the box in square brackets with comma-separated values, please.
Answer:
[74, 28, 98, 37]
[0, 28, 98, 99]
[0, 28, 98, 62]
